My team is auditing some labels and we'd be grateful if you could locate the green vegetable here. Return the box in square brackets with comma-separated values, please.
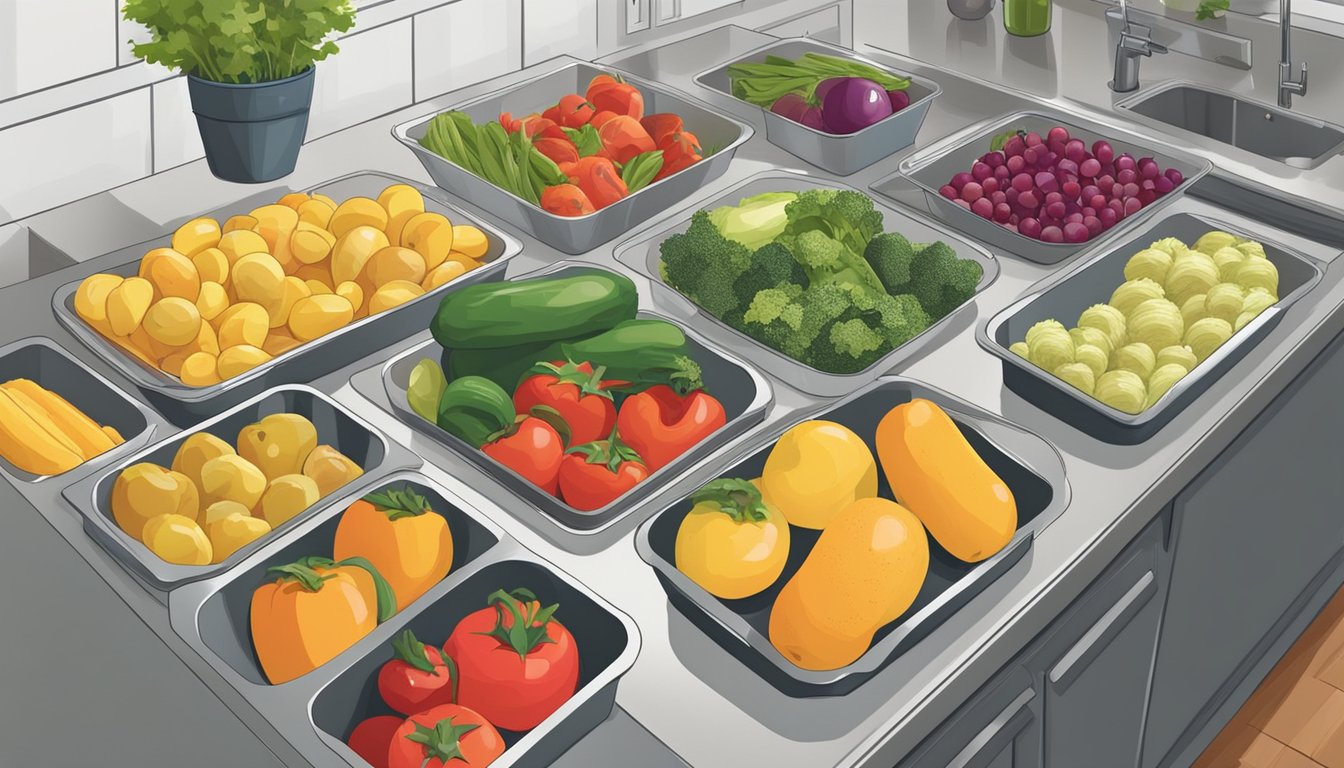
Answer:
[560, 319, 704, 394]
[903, 242, 983, 318]
[659, 210, 754, 318]
[420, 112, 567, 205]
[621, 151, 665, 194]
[435, 376, 516, 448]
[778, 190, 887, 294]
[864, 232, 918, 294]
[1196, 0, 1229, 19]
[407, 359, 448, 423]
[732, 242, 807, 308]
[708, 192, 798, 251]
[432, 269, 638, 350]
[123, 0, 355, 84]
[563, 125, 605, 158]
[727, 52, 911, 109]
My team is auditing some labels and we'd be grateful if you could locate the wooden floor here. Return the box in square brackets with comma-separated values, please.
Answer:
[1195, 589, 1344, 768]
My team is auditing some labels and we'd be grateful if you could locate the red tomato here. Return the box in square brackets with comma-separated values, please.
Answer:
[556, 94, 595, 128]
[514, 361, 615, 447]
[445, 589, 580, 731]
[589, 110, 618, 128]
[640, 113, 684, 148]
[587, 79, 644, 121]
[482, 415, 565, 495]
[616, 386, 726, 471]
[387, 704, 504, 768]
[558, 438, 649, 511]
[347, 716, 402, 768]
[377, 629, 459, 716]
[533, 137, 580, 166]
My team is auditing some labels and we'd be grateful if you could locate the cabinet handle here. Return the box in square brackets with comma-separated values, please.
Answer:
[948, 687, 1036, 768]
[1048, 570, 1157, 692]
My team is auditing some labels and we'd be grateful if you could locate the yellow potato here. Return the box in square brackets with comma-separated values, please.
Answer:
[179, 352, 221, 387]
[400, 212, 453, 270]
[250, 204, 300, 273]
[222, 214, 258, 233]
[262, 332, 303, 357]
[208, 511, 271, 563]
[140, 248, 201, 301]
[143, 297, 202, 347]
[183, 319, 220, 356]
[365, 246, 426, 288]
[213, 303, 270, 349]
[368, 279, 425, 315]
[129, 325, 175, 361]
[259, 474, 320, 527]
[276, 192, 310, 210]
[142, 513, 212, 565]
[267, 276, 312, 328]
[443, 252, 480, 273]
[232, 253, 286, 307]
[334, 281, 364, 314]
[216, 345, 271, 380]
[172, 217, 222, 257]
[304, 279, 333, 296]
[109, 333, 156, 367]
[329, 196, 388, 238]
[296, 198, 336, 229]
[289, 223, 336, 265]
[330, 225, 389, 285]
[294, 263, 332, 285]
[107, 277, 155, 336]
[217, 229, 270, 265]
[112, 464, 199, 540]
[311, 193, 338, 208]
[378, 183, 426, 245]
[203, 500, 252, 526]
[421, 262, 467, 292]
[302, 445, 364, 497]
[191, 247, 230, 285]
[162, 322, 220, 377]
[171, 433, 235, 495]
[74, 273, 125, 331]
[451, 225, 489, 259]
[200, 454, 267, 509]
[195, 281, 229, 322]
[288, 294, 354, 341]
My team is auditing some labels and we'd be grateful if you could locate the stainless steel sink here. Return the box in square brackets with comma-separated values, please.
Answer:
[1118, 82, 1344, 170]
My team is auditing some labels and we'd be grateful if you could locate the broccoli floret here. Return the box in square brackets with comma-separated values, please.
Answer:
[731, 242, 806, 306]
[781, 230, 887, 295]
[907, 241, 984, 319]
[659, 210, 753, 318]
[804, 318, 887, 373]
[868, 292, 931, 348]
[739, 287, 806, 355]
[864, 232, 918, 294]
[783, 189, 885, 258]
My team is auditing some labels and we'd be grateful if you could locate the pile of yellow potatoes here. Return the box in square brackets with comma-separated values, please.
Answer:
[73, 183, 488, 387]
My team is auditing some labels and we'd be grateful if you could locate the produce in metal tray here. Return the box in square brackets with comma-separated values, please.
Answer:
[659, 188, 982, 373]
[727, 51, 914, 134]
[345, 588, 580, 767]
[111, 412, 363, 566]
[1010, 231, 1280, 413]
[418, 73, 710, 217]
[674, 400, 1016, 671]
[72, 184, 490, 386]
[409, 270, 728, 512]
[937, 124, 1187, 244]
[0, 378, 127, 475]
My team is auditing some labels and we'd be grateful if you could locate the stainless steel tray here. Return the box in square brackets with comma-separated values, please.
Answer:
[169, 469, 641, 768]
[635, 377, 1069, 698]
[372, 262, 774, 534]
[693, 37, 940, 176]
[882, 109, 1214, 264]
[0, 336, 157, 486]
[52, 171, 523, 427]
[62, 385, 422, 592]
[613, 169, 999, 398]
[392, 61, 754, 254]
[978, 210, 1324, 444]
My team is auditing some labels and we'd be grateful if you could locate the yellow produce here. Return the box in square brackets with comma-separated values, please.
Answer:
[1243, 287, 1277, 317]
[106, 277, 155, 336]
[1234, 257, 1279, 295]
[1237, 240, 1267, 260]
[1077, 304, 1127, 352]
[1009, 341, 1029, 359]
[290, 223, 336, 265]
[1127, 298, 1184, 351]
[451, 225, 489, 259]
[204, 500, 252, 525]
[266, 276, 311, 328]
[304, 278, 334, 295]
[171, 432, 235, 495]
[1210, 247, 1244, 283]
[112, 464, 199, 540]
[276, 192, 309, 210]
[335, 281, 364, 314]
[1156, 345, 1198, 371]
[200, 454, 267, 510]
[237, 412, 318, 479]
[288, 294, 354, 341]
[1054, 362, 1096, 395]
[1165, 252, 1220, 305]
[259, 474, 320, 527]
[442, 252, 480, 273]
[0, 389, 85, 475]
[109, 333, 155, 367]
[1073, 343, 1108, 379]
[217, 229, 270, 264]
[180, 352, 221, 386]
[768, 497, 929, 670]
[401, 212, 453, 270]
[1095, 370, 1147, 414]
[1114, 342, 1156, 380]
[759, 420, 877, 530]
[192, 247, 230, 284]
[1026, 326, 1073, 372]
[222, 214, 258, 233]
[303, 445, 364, 497]
[262, 332, 303, 357]
[103, 425, 124, 444]
[140, 248, 200, 301]
[1123, 248, 1172, 285]
[1180, 293, 1208, 328]
[1109, 278, 1165, 318]
[329, 196, 388, 238]
[141, 513, 212, 565]
[1149, 237, 1189, 259]
[365, 246, 427, 288]
[1185, 317, 1233, 362]
[1025, 319, 1065, 346]
[74, 274, 124, 332]
[172, 218, 221, 257]
[1205, 282, 1245, 324]
[876, 399, 1017, 563]
[1147, 363, 1188, 407]
[214, 303, 269, 349]
[232, 252, 286, 307]
[249, 204, 300, 254]
[1069, 326, 1113, 357]
[377, 184, 425, 246]
[207, 511, 272, 563]
[422, 261, 466, 292]
[1193, 231, 1238, 256]
[216, 345, 272, 379]
[331, 225, 390, 286]
[296, 198, 335, 229]
[675, 478, 790, 600]
[0, 379, 116, 459]
[143, 297, 202, 347]
[195, 281, 229, 322]
[367, 280, 424, 315]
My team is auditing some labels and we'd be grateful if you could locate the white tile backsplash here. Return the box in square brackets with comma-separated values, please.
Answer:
[524, 0, 599, 66]
[0, 0, 117, 99]
[118, 14, 153, 69]
[151, 77, 205, 172]
[306, 19, 416, 141]
[414, 0, 523, 101]
[0, 90, 152, 222]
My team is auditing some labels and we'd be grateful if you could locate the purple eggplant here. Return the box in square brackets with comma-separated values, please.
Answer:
[820, 77, 893, 134]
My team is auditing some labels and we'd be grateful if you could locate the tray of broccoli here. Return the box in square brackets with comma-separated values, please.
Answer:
[614, 170, 998, 397]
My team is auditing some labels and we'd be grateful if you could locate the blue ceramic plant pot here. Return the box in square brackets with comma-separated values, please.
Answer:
[187, 67, 316, 184]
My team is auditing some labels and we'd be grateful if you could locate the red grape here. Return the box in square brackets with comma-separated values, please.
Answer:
[1064, 222, 1090, 243]
[1018, 191, 1039, 209]
[1041, 226, 1064, 243]
[1165, 168, 1184, 185]
[990, 190, 1008, 205]
[1116, 154, 1137, 172]
[1056, 158, 1079, 176]
[1062, 180, 1082, 199]
[951, 172, 974, 190]
[1001, 223, 1019, 233]
[994, 165, 1012, 181]
[1117, 169, 1137, 185]
[1023, 146, 1040, 165]
[1048, 126, 1070, 145]
[1065, 212, 1084, 225]
[1093, 141, 1115, 163]
[1089, 194, 1107, 210]
[1065, 139, 1087, 163]
[1035, 172, 1059, 194]
[1082, 185, 1100, 200]
[1004, 136, 1025, 156]
[984, 152, 1005, 168]
[1138, 189, 1157, 205]
[954, 199, 972, 210]
[1154, 176, 1175, 195]
[939, 185, 958, 200]
[1025, 131, 1043, 147]
[1012, 173, 1034, 192]
[1122, 182, 1140, 198]
[1020, 217, 1042, 238]
[1006, 155, 1026, 174]
[1045, 191, 1065, 206]
[982, 177, 1000, 194]
[1080, 158, 1101, 177]
[994, 202, 1012, 222]
[1139, 159, 1159, 179]
[1005, 188, 1020, 205]
[1123, 197, 1142, 216]
[1084, 215, 1103, 237]
[961, 182, 984, 203]
[1099, 207, 1119, 227]
[1045, 201, 1067, 219]
[1082, 206, 1096, 218]
[1140, 179, 1156, 192]
[972, 162, 992, 181]
[971, 197, 994, 218]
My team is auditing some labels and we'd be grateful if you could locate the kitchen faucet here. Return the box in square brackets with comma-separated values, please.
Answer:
[1111, 0, 1167, 93]
[1279, 0, 1308, 107]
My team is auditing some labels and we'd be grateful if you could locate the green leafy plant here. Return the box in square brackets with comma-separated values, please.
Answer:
[1196, 0, 1229, 20]
[123, 0, 357, 84]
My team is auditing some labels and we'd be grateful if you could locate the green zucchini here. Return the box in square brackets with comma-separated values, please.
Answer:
[435, 376, 516, 448]
[443, 332, 593, 392]
[431, 269, 638, 350]
[561, 319, 705, 394]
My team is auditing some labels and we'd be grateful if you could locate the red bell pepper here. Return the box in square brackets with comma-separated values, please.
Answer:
[514, 361, 615, 447]
[558, 431, 649, 511]
[615, 386, 726, 472]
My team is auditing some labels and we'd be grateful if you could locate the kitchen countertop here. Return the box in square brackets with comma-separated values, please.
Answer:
[5, 5, 1344, 768]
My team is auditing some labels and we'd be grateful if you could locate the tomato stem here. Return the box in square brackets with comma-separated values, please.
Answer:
[403, 716, 480, 766]
[363, 485, 433, 521]
[391, 629, 440, 675]
[474, 588, 561, 663]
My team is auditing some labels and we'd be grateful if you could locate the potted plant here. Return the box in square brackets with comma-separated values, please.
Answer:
[123, 0, 356, 183]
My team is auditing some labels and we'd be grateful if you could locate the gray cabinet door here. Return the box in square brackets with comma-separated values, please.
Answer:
[898, 666, 1043, 768]
[1142, 339, 1344, 768]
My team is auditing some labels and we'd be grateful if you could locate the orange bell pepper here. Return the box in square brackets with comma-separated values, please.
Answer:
[571, 156, 628, 209]
[597, 116, 656, 165]
[332, 485, 455, 613]
[250, 555, 395, 684]
[541, 184, 596, 217]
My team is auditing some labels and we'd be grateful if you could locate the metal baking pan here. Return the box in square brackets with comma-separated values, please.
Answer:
[613, 169, 999, 399]
[52, 171, 523, 427]
[376, 262, 773, 534]
[693, 37, 940, 175]
[392, 61, 754, 254]
[61, 385, 422, 592]
[635, 377, 1069, 698]
[978, 210, 1323, 444]
[882, 109, 1214, 264]
[0, 336, 156, 486]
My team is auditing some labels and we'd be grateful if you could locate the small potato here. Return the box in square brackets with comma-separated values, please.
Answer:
[262, 332, 303, 357]
[208, 511, 272, 563]
[304, 279, 333, 296]
[143, 297, 202, 347]
[217, 229, 270, 265]
[142, 514, 212, 566]
[129, 325, 175, 361]
[365, 246, 426, 288]
[222, 214, 258, 233]
[330, 225, 389, 285]
[259, 474, 320, 527]
[74, 273, 125, 332]
[172, 218, 222, 257]
[249, 204, 300, 273]
[109, 333, 156, 367]
[451, 225, 489, 259]
[192, 247, 230, 285]
[140, 248, 201, 301]
[289, 222, 336, 265]
[421, 261, 467, 292]
[335, 281, 364, 313]
[443, 252, 481, 274]
[288, 294, 354, 341]
[179, 352, 221, 387]
[400, 212, 453, 270]
[296, 198, 335, 229]
[276, 192, 310, 211]
[213, 303, 270, 349]
[107, 277, 155, 336]
[368, 279, 425, 315]
[377, 183, 425, 245]
[267, 276, 312, 328]
[232, 253, 286, 307]
[216, 345, 272, 380]
[311, 193, 339, 208]
[195, 281, 229, 322]
[294, 264, 333, 287]
[328, 196, 388, 238]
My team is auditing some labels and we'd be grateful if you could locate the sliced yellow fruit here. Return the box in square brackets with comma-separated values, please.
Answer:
[144, 297, 203, 347]
[0, 388, 86, 474]
[192, 247, 230, 285]
[222, 214, 258, 233]
[368, 279, 425, 315]
[378, 184, 426, 246]
[330, 225, 389, 285]
[180, 352, 221, 387]
[217, 229, 270, 265]
[401, 212, 453, 270]
[140, 248, 201, 301]
[1, 379, 115, 459]
[74, 273, 125, 332]
[213, 303, 270, 349]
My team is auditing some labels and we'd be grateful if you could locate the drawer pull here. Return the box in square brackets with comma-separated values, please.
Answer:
[948, 687, 1036, 768]
[1049, 570, 1157, 692]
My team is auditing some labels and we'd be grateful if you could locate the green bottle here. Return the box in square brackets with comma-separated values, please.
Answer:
[1004, 0, 1051, 36]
